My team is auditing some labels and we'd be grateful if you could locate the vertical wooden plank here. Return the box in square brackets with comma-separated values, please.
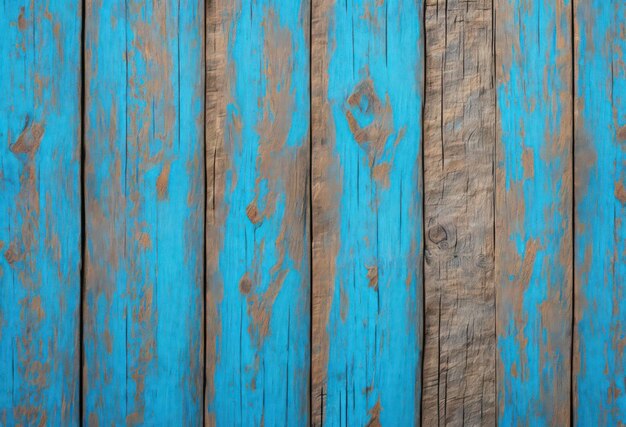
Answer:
[421, 0, 496, 424]
[83, 1, 205, 424]
[312, 0, 425, 425]
[574, 1, 626, 425]
[0, 2, 82, 425]
[205, 0, 310, 424]
[495, 0, 572, 424]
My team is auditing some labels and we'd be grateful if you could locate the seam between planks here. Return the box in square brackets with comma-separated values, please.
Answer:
[202, 0, 208, 424]
[79, 0, 86, 425]
[419, 0, 428, 424]
[308, 0, 314, 424]
[491, 2, 497, 424]
[570, 1, 575, 425]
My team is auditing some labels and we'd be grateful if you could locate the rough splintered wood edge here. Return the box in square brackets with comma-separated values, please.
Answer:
[422, 0, 497, 425]
[0, 2, 82, 425]
[495, 0, 573, 425]
[205, 1, 311, 425]
[83, 1, 205, 424]
[573, 0, 626, 425]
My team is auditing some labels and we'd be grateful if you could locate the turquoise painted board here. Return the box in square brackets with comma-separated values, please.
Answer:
[83, 1, 205, 425]
[574, 1, 626, 425]
[0, 2, 82, 425]
[495, 0, 573, 424]
[311, 0, 425, 425]
[205, 0, 310, 425]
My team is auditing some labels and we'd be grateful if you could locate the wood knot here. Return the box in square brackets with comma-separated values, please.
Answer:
[344, 78, 393, 167]
[239, 274, 252, 294]
[10, 118, 44, 158]
[246, 202, 262, 224]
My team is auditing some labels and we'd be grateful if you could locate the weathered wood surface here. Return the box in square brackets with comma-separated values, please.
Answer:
[422, 0, 496, 425]
[83, 1, 205, 424]
[205, 0, 311, 425]
[0, 2, 82, 425]
[574, 1, 626, 425]
[311, 0, 425, 425]
[495, 0, 573, 424]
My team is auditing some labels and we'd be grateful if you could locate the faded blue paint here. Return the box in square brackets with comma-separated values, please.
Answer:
[84, 1, 204, 424]
[496, 0, 572, 425]
[0, 1, 82, 425]
[322, 0, 424, 424]
[207, 1, 310, 425]
[574, 1, 626, 425]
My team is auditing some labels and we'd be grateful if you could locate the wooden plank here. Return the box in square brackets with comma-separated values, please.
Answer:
[495, 0, 573, 424]
[0, 2, 82, 425]
[311, 0, 425, 424]
[83, 1, 205, 424]
[205, 1, 310, 424]
[573, 1, 626, 424]
[421, 0, 496, 425]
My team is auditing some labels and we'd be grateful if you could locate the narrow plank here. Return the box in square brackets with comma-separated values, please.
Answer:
[83, 1, 205, 424]
[574, 1, 626, 424]
[421, 0, 496, 424]
[205, 1, 311, 424]
[311, 0, 425, 424]
[0, 2, 82, 425]
[495, 0, 573, 424]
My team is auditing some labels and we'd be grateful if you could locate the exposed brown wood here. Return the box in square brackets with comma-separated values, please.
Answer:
[422, 0, 496, 425]
[311, 1, 339, 426]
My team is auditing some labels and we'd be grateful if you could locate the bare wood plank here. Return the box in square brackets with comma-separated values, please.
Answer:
[83, 1, 205, 424]
[422, 0, 496, 424]
[495, 0, 573, 424]
[312, 0, 425, 424]
[574, 1, 626, 424]
[205, 1, 311, 424]
[0, 2, 82, 425]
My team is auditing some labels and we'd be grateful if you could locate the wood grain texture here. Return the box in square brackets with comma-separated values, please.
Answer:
[574, 1, 626, 425]
[0, 2, 82, 425]
[422, 0, 496, 424]
[495, 0, 573, 424]
[83, 1, 205, 424]
[311, 0, 425, 425]
[205, 0, 311, 424]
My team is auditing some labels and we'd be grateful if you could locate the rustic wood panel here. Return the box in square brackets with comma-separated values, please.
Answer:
[311, 0, 425, 424]
[0, 2, 82, 425]
[422, 0, 496, 425]
[574, 1, 626, 424]
[495, 0, 573, 424]
[83, 1, 205, 424]
[205, 1, 311, 424]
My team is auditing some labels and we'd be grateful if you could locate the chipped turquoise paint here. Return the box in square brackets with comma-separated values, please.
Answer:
[0, 1, 82, 425]
[496, 0, 572, 424]
[84, 1, 204, 424]
[323, 0, 424, 424]
[207, 1, 310, 424]
[575, 1, 626, 425]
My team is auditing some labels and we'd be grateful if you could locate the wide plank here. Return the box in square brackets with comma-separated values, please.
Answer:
[574, 1, 626, 424]
[205, 1, 311, 424]
[0, 2, 82, 425]
[83, 1, 205, 424]
[495, 0, 573, 424]
[422, 0, 496, 424]
[312, 0, 425, 424]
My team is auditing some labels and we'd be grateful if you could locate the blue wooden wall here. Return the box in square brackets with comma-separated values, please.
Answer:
[0, 0, 625, 425]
